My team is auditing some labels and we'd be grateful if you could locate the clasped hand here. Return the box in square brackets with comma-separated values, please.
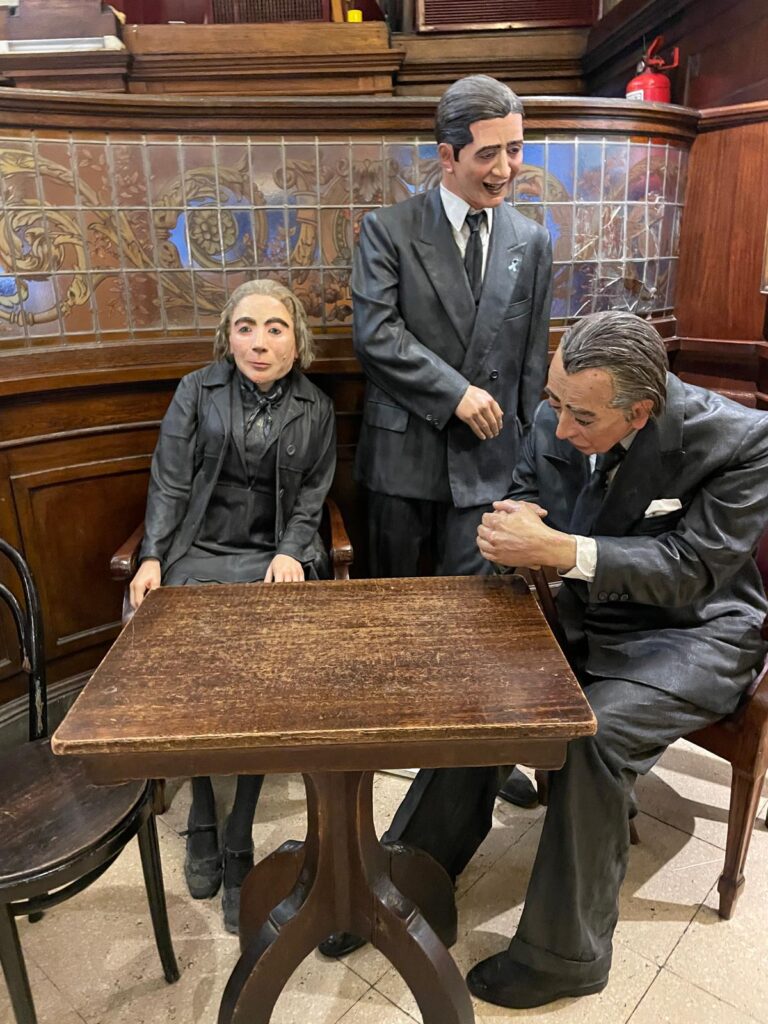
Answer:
[477, 500, 575, 571]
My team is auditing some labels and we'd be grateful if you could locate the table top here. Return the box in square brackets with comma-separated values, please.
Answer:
[52, 576, 595, 778]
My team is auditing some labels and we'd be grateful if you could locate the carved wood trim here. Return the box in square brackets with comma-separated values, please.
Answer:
[698, 100, 768, 132]
[0, 88, 699, 139]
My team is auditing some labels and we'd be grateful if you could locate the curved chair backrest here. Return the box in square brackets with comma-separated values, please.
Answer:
[0, 538, 47, 741]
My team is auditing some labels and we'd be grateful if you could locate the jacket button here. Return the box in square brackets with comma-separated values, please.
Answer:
[598, 591, 608, 601]
[426, 414, 433, 423]
[608, 592, 619, 601]
[279, 488, 285, 498]
[489, 369, 499, 381]
[286, 443, 296, 456]
[620, 593, 630, 601]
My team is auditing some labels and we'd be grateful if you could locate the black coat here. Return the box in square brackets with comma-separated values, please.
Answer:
[352, 187, 552, 507]
[140, 361, 336, 574]
[507, 374, 768, 714]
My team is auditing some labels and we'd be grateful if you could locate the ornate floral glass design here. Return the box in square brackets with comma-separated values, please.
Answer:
[0, 132, 689, 348]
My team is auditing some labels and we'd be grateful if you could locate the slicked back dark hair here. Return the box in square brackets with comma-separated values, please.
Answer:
[435, 75, 524, 159]
[560, 311, 668, 417]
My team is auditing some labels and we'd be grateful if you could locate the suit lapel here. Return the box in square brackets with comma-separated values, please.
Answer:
[202, 360, 235, 459]
[543, 444, 591, 531]
[228, 373, 249, 476]
[594, 375, 685, 536]
[412, 187, 476, 348]
[461, 203, 526, 379]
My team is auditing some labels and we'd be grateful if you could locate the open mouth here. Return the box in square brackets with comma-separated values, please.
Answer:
[483, 181, 508, 197]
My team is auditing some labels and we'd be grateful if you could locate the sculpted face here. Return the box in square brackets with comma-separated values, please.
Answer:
[228, 293, 298, 392]
[438, 112, 524, 210]
[545, 347, 653, 455]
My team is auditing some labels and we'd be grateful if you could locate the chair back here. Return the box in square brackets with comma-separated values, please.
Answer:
[0, 539, 47, 741]
[527, 566, 569, 652]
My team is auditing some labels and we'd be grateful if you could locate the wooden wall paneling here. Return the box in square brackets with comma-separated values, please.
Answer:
[123, 21, 404, 96]
[0, 0, 120, 39]
[9, 453, 153, 664]
[394, 27, 588, 96]
[681, 0, 768, 108]
[676, 117, 768, 342]
[584, 0, 768, 108]
[0, 459, 25, 691]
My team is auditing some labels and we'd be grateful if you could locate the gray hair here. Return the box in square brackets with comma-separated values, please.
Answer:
[213, 278, 315, 370]
[560, 311, 668, 417]
[435, 75, 524, 159]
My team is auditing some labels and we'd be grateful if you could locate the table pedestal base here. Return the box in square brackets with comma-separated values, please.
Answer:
[219, 770, 473, 1024]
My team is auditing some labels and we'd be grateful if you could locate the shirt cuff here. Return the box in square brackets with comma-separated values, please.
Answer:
[559, 536, 597, 582]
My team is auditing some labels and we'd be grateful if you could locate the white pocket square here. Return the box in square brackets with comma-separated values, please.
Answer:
[644, 498, 682, 517]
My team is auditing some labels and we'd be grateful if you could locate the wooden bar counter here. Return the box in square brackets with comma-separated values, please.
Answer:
[52, 575, 595, 1023]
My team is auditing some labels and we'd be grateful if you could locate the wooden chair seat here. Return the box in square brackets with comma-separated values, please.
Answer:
[0, 539, 179, 1024]
[0, 739, 146, 893]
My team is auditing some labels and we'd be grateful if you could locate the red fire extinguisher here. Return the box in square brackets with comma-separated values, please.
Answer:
[626, 36, 679, 104]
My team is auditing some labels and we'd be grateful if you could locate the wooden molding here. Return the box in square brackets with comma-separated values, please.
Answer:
[0, 87, 699, 137]
[698, 100, 768, 132]
[0, 50, 128, 92]
[394, 27, 588, 96]
[123, 21, 403, 96]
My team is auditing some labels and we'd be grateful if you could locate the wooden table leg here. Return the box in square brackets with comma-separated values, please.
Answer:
[220, 770, 474, 1024]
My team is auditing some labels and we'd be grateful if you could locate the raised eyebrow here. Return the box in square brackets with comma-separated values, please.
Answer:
[233, 316, 289, 328]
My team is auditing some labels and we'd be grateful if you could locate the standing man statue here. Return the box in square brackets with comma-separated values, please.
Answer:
[319, 75, 553, 959]
[352, 74, 553, 581]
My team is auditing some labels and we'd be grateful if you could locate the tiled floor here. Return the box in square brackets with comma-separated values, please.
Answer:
[3, 743, 768, 1024]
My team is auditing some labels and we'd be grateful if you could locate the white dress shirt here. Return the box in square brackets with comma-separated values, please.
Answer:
[439, 185, 493, 281]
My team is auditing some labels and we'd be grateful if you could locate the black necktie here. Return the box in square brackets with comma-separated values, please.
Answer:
[464, 210, 485, 305]
[241, 378, 284, 442]
[568, 444, 626, 536]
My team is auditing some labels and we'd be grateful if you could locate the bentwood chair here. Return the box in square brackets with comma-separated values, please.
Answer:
[528, 563, 768, 921]
[0, 539, 179, 1024]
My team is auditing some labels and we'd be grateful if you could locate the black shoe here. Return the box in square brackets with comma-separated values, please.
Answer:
[318, 932, 366, 958]
[182, 823, 221, 899]
[497, 767, 539, 809]
[466, 952, 607, 1009]
[222, 844, 254, 935]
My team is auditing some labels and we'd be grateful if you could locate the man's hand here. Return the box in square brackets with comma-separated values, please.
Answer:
[129, 558, 161, 610]
[455, 385, 503, 440]
[477, 501, 577, 571]
[264, 554, 305, 583]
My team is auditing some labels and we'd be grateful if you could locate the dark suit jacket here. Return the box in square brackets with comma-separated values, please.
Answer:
[507, 374, 768, 714]
[352, 186, 553, 508]
[139, 361, 336, 573]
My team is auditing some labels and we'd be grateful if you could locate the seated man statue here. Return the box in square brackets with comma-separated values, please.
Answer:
[324, 309, 768, 1007]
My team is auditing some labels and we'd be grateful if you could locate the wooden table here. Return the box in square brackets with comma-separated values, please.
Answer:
[52, 575, 596, 1024]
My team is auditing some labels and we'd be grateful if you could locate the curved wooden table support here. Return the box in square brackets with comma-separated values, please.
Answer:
[223, 770, 470, 1024]
[52, 577, 597, 1024]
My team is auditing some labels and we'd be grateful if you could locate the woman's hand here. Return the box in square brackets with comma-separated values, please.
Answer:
[129, 558, 162, 610]
[264, 554, 305, 583]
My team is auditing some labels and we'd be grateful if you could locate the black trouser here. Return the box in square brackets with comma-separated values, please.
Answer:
[386, 678, 721, 982]
[367, 490, 493, 578]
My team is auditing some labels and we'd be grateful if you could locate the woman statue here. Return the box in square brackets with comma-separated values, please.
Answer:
[129, 278, 336, 931]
